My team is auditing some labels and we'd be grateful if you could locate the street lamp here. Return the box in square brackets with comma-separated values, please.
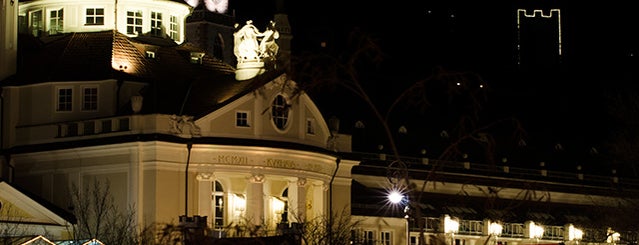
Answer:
[388, 190, 403, 204]
[387, 190, 410, 245]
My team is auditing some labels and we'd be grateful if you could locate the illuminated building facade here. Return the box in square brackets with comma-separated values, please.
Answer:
[0, 0, 638, 245]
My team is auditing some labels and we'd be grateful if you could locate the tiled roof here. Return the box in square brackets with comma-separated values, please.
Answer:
[12, 30, 280, 119]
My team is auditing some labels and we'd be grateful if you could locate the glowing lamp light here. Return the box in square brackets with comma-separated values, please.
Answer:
[489, 222, 503, 236]
[272, 197, 285, 214]
[568, 224, 583, 241]
[528, 222, 544, 239]
[444, 215, 459, 234]
[388, 190, 404, 204]
[233, 194, 246, 211]
[607, 232, 620, 243]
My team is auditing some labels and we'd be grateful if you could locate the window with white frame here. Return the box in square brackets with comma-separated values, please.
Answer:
[49, 8, 63, 34]
[213, 181, 225, 229]
[30, 10, 44, 36]
[236, 111, 250, 127]
[56, 87, 73, 112]
[151, 12, 162, 37]
[169, 15, 179, 41]
[85, 8, 104, 25]
[126, 10, 143, 35]
[82, 86, 98, 111]
[306, 118, 315, 135]
[381, 231, 392, 245]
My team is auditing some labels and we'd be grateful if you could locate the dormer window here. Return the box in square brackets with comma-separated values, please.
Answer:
[190, 52, 204, 64]
[146, 51, 156, 59]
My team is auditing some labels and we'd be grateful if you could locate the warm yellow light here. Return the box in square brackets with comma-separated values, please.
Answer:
[568, 224, 583, 241]
[528, 222, 544, 239]
[444, 215, 459, 234]
[233, 194, 246, 211]
[272, 197, 285, 214]
[607, 231, 620, 243]
[489, 222, 503, 236]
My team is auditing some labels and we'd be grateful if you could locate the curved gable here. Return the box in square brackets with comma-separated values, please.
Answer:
[196, 73, 332, 149]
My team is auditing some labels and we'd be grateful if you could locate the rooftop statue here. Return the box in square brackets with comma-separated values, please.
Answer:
[184, 0, 228, 13]
[234, 20, 279, 63]
[234, 20, 280, 80]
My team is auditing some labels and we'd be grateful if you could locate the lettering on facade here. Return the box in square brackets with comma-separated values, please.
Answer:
[214, 155, 332, 174]
[266, 158, 297, 169]
[217, 155, 249, 165]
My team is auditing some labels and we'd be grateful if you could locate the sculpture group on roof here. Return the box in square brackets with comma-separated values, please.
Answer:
[234, 20, 280, 64]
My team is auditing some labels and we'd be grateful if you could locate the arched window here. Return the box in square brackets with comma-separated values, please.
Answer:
[271, 94, 290, 130]
[212, 181, 224, 229]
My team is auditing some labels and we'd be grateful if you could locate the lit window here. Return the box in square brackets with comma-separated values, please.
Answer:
[236, 111, 250, 127]
[271, 94, 290, 130]
[126, 11, 143, 35]
[85, 8, 104, 25]
[56, 87, 73, 112]
[151, 12, 162, 37]
[30, 10, 43, 36]
[82, 86, 98, 111]
[213, 181, 224, 229]
[169, 15, 179, 41]
[306, 118, 315, 135]
[49, 9, 63, 34]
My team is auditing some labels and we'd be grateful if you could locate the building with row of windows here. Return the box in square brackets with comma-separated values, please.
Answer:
[0, 0, 637, 244]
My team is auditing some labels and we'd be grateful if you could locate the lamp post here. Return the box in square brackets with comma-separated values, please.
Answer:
[388, 189, 409, 245]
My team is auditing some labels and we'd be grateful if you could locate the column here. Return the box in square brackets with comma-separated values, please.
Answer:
[196, 172, 213, 224]
[287, 177, 307, 223]
[247, 173, 265, 226]
[311, 180, 327, 218]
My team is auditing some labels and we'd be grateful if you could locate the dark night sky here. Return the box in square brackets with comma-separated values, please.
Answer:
[227, 0, 639, 174]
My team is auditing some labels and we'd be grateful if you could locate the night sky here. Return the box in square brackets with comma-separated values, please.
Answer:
[227, 0, 639, 175]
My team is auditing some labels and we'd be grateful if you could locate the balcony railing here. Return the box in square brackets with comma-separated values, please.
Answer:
[13, 114, 178, 146]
